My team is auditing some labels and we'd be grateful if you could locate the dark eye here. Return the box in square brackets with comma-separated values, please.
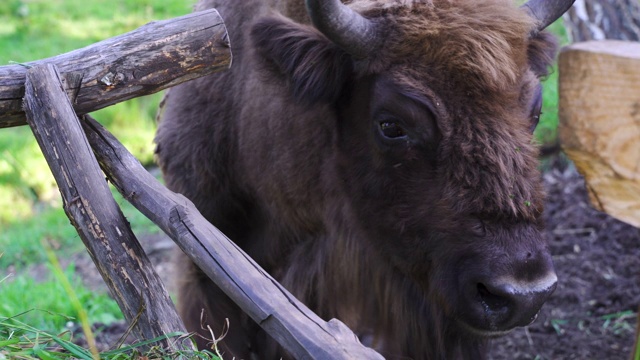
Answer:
[529, 84, 543, 133]
[379, 121, 407, 139]
[471, 219, 487, 237]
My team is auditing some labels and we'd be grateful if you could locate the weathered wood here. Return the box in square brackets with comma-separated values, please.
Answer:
[0, 9, 230, 128]
[563, 0, 640, 42]
[23, 64, 191, 350]
[558, 40, 640, 228]
[81, 115, 384, 360]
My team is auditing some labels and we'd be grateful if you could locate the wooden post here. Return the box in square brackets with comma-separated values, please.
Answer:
[23, 64, 192, 351]
[81, 115, 384, 360]
[558, 40, 640, 228]
[0, 8, 230, 128]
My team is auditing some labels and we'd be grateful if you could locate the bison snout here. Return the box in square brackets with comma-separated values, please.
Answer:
[460, 250, 557, 336]
[476, 272, 557, 330]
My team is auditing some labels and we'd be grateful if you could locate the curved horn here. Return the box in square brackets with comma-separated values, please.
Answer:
[305, 0, 381, 58]
[522, 0, 576, 33]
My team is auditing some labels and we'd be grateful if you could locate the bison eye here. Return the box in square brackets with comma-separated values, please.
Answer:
[529, 84, 543, 133]
[379, 121, 407, 139]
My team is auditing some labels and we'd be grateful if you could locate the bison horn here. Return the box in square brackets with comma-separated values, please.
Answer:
[305, 0, 381, 59]
[522, 0, 576, 34]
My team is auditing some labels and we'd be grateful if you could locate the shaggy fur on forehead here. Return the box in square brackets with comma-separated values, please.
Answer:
[354, 0, 537, 91]
[349, 0, 556, 220]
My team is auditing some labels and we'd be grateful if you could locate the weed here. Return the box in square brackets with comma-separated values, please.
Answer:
[548, 310, 637, 338]
[600, 310, 636, 335]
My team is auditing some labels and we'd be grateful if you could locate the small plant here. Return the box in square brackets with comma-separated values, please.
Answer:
[548, 310, 638, 338]
[600, 310, 636, 335]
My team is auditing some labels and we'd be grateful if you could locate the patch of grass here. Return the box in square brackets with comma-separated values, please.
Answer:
[0, 318, 220, 359]
[0, 185, 159, 270]
[0, 206, 80, 269]
[0, 244, 214, 360]
[548, 310, 638, 338]
[0, 265, 123, 333]
[0, 0, 193, 64]
[600, 310, 637, 335]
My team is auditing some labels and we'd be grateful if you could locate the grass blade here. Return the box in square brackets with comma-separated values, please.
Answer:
[100, 331, 184, 356]
[43, 240, 100, 360]
[51, 336, 94, 359]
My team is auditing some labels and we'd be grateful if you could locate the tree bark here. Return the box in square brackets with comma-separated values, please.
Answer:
[563, 0, 640, 42]
[81, 115, 384, 360]
[0, 9, 230, 128]
[23, 64, 191, 351]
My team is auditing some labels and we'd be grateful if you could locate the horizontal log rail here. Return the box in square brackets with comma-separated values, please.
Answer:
[0, 8, 231, 128]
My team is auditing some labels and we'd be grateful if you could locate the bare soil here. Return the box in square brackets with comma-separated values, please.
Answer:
[70, 159, 640, 359]
[490, 157, 640, 360]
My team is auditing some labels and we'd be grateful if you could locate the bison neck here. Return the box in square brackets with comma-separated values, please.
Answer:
[262, 206, 488, 360]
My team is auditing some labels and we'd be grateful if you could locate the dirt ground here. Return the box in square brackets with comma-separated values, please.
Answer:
[489, 157, 640, 360]
[71, 157, 640, 359]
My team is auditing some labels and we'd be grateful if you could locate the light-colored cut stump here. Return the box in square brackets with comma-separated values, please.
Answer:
[559, 40, 640, 228]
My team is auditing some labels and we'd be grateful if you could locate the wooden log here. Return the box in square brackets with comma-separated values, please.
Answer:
[81, 115, 384, 360]
[0, 9, 230, 128]
[558, 40, 640, 228]
[23, 64, 191, 351]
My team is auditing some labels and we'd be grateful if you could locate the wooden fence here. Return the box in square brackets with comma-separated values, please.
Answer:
[0, 9, 382, 359]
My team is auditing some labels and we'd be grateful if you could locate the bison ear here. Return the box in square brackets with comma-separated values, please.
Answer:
[528, 31, 558, 78]
[251, 17, 354, 104]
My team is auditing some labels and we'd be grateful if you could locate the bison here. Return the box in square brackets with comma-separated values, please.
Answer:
[155, 0, 574, 358]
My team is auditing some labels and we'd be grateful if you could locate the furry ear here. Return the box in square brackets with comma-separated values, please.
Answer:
[527, 31, 558, 78]
[251, 16, 353, 104]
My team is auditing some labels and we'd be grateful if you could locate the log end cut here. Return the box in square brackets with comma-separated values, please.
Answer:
[559, 40, 640, 228]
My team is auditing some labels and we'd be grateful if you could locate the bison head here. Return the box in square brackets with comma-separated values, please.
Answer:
[251, 0, 570, 342]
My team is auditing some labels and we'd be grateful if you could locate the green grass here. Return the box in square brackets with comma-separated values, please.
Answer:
[0, 318, 221, 360]
[1, 250, 221, 359]
[0, 264, 123, 334]
[0, 1, 188, 355]
[0, 185, 160, 270]
[0, 0, 193, 64]
[549, 310, 637, 337]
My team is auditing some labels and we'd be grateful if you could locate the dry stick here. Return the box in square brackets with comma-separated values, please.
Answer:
[0, 8, 230, 128]
[82, 115, 384, 360]
[23, 64, 191, 352]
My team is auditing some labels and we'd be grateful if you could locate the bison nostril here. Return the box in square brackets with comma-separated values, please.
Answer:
[470, 273, 557, 332]
[477, 283, 511, 312]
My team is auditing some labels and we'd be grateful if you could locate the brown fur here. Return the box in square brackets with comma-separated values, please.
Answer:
[155, 0, 559, 359]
